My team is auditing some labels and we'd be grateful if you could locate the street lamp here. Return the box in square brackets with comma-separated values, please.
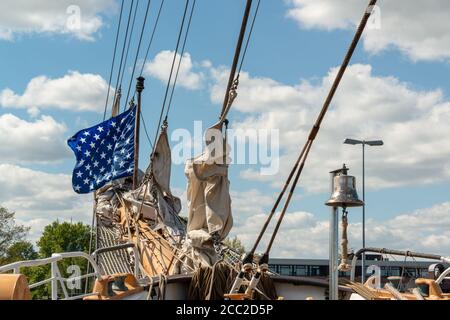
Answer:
[343, 138, 383, 283]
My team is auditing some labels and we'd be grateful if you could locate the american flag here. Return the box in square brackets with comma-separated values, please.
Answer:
[67, 106, 136, 194]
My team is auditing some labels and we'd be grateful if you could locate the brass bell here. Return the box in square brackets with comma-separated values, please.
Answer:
[325, 175, 364, 208]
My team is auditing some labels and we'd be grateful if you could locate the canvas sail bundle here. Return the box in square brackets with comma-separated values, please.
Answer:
[179, 124, 233, 269]
[122, 125, 185, 236]
[91, 125, 187, 278]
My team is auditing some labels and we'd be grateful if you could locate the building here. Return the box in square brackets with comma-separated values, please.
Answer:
[269, 255, 450, 292]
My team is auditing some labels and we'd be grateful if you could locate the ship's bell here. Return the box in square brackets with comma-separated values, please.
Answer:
[325, 175, 364, 208]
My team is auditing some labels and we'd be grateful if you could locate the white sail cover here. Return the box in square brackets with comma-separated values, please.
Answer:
[181, 124, 233, 268]
[123, 126, 185, 235]
[150, 125, 184, 233]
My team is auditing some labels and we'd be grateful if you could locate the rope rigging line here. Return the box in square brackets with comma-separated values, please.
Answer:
[112, 0, 135, 107]
[151, 0, 191, 154]
[118, 0, 140, 90]
[249, 0, 378, 260]
[139, 0, 165, 77]
[141, 113, 154, 150]
[237, 0, 260, 77]
[220, 0, 261, 123]
[124, 0, 152, 109]
[219, 0, 253, 122]
[164, 0, 197, 121]
[264, 140, 313, 254]
[123, 0, 164, 150]
[121, 0, 165, 150]
[103, 0, 125, 121]
[124, 0, 153, 111]
[121, 0, 165, 106]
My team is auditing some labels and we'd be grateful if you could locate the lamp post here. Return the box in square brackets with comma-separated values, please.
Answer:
[343, 138, 383, 283]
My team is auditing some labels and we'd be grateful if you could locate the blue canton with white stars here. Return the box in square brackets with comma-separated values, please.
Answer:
[67, 106, 136, 194]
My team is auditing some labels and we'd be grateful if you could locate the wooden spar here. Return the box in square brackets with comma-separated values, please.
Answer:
[219, 0, 253, 121]
[254, 0, 379, 258]
[232, 0, 379, 300]
[133, 76, 145, 189]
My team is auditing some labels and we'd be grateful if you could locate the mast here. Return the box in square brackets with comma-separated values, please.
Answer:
[133, 76, 145, 189]
[219, 0, 253, 121]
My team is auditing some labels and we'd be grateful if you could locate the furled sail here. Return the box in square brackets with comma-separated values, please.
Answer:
[123, 123, 185, 236]
[180, 123, 233, 269]
[93, 123, 186, 278]
[111, 88, 121, 117]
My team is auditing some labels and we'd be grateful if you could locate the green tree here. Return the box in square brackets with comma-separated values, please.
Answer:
[2, 240, 37, 264]
[223, 236, 246, 255]
[0, 206, 29, 261]
[37, 220, 91, 257]
[29, 220, 92, 299]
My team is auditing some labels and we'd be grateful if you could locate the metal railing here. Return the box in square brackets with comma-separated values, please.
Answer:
[91, 242, 141, 279]
[436, 267, 450, 285]
[0, 243, 141, 300]
[349, 247, 450, 282]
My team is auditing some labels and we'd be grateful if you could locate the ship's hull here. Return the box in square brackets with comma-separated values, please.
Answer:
[144, 274, 352, 300]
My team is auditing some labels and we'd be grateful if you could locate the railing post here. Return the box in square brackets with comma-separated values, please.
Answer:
[51, 260, 58, 300]
[133, 245, 141, 279]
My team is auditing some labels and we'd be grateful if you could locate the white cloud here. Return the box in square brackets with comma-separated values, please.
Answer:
[231, 211, 329, 258]
[144, 50, 204, 90]
[0, 113, 70, 163]
[0, 0, 116, 41]
[210, 66, 303, 113]
[230, 202, 450, 258]
[230, 189, 274, 223]
[173, 187, 273, 225]
[209, 64, 450, 193]
[0, 71, 113, 113]
[240, 169, 274, 183]
[361, 202, 450, 255]
[286, 0, 450, 62]
[0, 164, 91, 243]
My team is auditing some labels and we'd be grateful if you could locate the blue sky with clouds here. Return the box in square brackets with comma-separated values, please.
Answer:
[0, 0, 449, 258]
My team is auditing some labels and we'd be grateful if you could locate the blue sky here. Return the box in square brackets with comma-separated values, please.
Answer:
[0, 0, 449, 258]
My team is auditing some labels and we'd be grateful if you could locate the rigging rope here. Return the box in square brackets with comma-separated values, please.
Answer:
[124, 0, 153, 111]
[237, 0, 260, 77]
[264, 139, 313, 254]
[118, 0, 140, 90]
[103, 0, 125, 121]
[151, 0, 191, 154]
[250, 0, 378, 260]
[120, 0, 165, 150]
[141, 113, 154, 150]
[139, 0, 165, 77]
[164, 0, 197, 121]
[219, 0, 253, 122]
[219, 0, 261, 123]
[120, 0, 164, 150]
[187, 262, 277, 300]
[112, 0, 135, 107]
